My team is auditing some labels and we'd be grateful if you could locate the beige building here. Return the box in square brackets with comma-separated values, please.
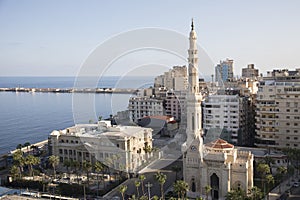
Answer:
[154, 65, 188, 91]
[182, 21, 254, 200]
[255, 69, 300, 149]
[49, 121, 153, 173]
[242, 64, 259, 79]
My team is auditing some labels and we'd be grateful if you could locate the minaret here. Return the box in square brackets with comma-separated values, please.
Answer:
[186, 19, 203, 145]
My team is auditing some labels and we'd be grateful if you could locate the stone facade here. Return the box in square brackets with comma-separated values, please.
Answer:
[49, 121, 153, 173]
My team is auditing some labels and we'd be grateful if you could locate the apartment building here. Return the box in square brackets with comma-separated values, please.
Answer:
[255, 69, 300, 149]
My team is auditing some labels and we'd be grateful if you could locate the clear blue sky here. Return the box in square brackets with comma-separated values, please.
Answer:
[0, 0, 300, 76]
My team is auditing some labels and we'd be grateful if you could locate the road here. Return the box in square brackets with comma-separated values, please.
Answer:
[103, 160, 182, 199]
[286, 185, 300, 200]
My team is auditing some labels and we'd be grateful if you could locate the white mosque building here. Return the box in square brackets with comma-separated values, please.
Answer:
[181, 20, 254, 200]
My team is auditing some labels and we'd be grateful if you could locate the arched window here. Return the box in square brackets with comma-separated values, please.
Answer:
[191, 178, 196, 192]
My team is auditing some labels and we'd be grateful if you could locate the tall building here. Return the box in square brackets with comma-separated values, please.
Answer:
[49, 121, 153, 173]
[255, 69, 300, 149]
[242, 64, 259, 79]
[202, 90, 254, 146]
[164, 90, 186, 121]
[154, 65, 188, 91]
[215, 58, 234, 85]
[128, 97, 164, 123]
[182, 20, 253, 199]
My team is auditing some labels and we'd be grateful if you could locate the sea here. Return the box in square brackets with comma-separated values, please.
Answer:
[0, 76, 154, 155]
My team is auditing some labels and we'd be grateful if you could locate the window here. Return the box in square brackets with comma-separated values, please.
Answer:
[294, 144, 298, 147]
[286, 137, 290, 139]
[294, 137, 298, 140]
[287, 109, 290, 112]
[295, 123, 298, 126]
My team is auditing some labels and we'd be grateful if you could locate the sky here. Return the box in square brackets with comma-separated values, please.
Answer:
[0, 0, 300, 77]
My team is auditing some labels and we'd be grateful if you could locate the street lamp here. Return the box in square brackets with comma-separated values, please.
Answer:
[145, 182, 153, 200]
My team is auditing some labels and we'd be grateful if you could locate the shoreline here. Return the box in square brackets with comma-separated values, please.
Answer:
[0, 87, 138, 94]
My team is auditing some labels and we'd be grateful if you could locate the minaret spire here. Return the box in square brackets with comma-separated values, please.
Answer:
[191, 18, 194, 30]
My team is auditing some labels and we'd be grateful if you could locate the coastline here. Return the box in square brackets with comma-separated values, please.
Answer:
[0, 87, 138, 94]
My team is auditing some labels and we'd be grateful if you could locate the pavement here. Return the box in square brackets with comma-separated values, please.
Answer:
[268, 175, 299, 200]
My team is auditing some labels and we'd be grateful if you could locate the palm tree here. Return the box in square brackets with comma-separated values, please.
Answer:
[257, 163, 271, 196]
[263, 156, 275, 174]
[205, 185, 212, 200]
[171, 165, 181, 181]
[154, 172, 167, 200]
[63, 159, 72, 181]
[248, 186, 263, 200]
[265, 174, 274, 200]
[276, 166, 287, 193]
[225, 188, 247, 200]
[135, 180, 141, 198]
[94, 161, 104, 196]
[173, 180, 189, 199]
[25, 155, 40, 178]
[82, 160, 92, 186]
[71, 160, 80, 184]
[16, 144, 23, 150]
[48, 155, 59, 179]
[118, 185, 127, 200]
[10, 165, 19, 181]
[139, 174, 146, 196]
[13, 149, 25, 178]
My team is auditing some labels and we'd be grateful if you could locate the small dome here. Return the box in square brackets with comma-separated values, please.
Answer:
[205, 138, 234, 149]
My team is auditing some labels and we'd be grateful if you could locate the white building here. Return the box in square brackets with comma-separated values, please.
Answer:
[49, 121, 153, 173]
[242, 64, 259, 79]
[202, 91, 253, 146]
[154, 65, 188, 91]
[165, 90, 187, 121]
[182, 20, 253, 200]
[255, 69, 300, 149]
[128, 96, 164, 123]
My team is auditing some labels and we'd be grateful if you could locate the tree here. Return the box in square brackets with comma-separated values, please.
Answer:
[276, 166, 287, 193]
[171, 165, 181, 181]
[205, 185, 212, 200]
[82, 160, 92, 186]
[13, 149, 25, 178]
[71, 160, 80, 184]
[10, 165, 19, 181]
[94, 161, 104, 196]
[118, 185, 127, 200]
[16, 144, 23, 150]
[248, 186, 263, 200]
[257, 163, 271, 196]
[173, 180, 189, 199]
[263, 156, 275, 174]
[154, 172, 167, 200]
[25, 155, 40, 178]
[139, 174, 146, 196]
[63, 159, 72, 180]
[98, 116, 102, 121]
[135, 181, 141, 198]
[225, 188, 247, 200]
[265, 174, 275, 199]
[48, 155, 59, 179]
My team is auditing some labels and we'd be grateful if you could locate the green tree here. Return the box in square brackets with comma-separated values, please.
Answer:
[63, 159, 72, 181]
[173, 180, 189, 199]
[225, 188, 247, 200]
[82, 160, 92, 186]
[139, 174, 146, 196]
[16, 144, 23, 150]
[265, 174, 275, 199]
[48, 155, 59, 179]
[263, 156, 275, 174]
[248, 186, 263, 200]
[71, 160, 80, 184]
[276, 166, 287, 193]
[135, 181, 141, 198]
[154, 172, 167, 200]
[10, 165, 19, 181]
[257, 163, 271, 196]
[118, 185, 127, 200]
[94, 161, 104, 196]
[13, 149, 25, 178]
[205, 185, 212, 200]
[25, 155, 40, 177]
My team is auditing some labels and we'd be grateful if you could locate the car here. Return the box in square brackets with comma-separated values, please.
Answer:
[293, 182, 299, 187]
